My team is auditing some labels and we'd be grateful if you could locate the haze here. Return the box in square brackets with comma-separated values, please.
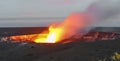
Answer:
[0, 0, 120, 27]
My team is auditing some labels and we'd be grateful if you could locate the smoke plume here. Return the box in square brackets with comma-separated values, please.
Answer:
[51, 0, 120, 40]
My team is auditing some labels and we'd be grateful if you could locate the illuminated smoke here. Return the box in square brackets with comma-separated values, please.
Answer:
[50, 0, 120, 40]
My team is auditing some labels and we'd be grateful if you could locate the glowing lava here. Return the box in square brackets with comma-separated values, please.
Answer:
[34, 26, 63, 43]
[5, 13, 92, 43]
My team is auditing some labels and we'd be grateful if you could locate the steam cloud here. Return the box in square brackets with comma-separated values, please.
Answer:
[86, 0, 120, 21]
[53, 0, 120, 40]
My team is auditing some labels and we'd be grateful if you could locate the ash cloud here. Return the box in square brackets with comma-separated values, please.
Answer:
[83, 0, 120, 30]
[86, 0, 120, 21]
[58, 0, 120, 40]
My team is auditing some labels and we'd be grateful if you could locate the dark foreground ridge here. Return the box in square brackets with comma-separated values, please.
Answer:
[0, 38, 120, 61]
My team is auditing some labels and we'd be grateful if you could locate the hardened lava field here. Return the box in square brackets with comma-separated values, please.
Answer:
[0, 27, 120, 61]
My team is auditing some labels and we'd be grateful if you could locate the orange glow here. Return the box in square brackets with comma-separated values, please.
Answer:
[34, 26, 63, 43]
[2, 32, 119, 43]
[5, 13, 93, 44]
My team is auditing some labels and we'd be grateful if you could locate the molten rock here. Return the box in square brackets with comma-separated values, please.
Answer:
[0, 32, 119, 43]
